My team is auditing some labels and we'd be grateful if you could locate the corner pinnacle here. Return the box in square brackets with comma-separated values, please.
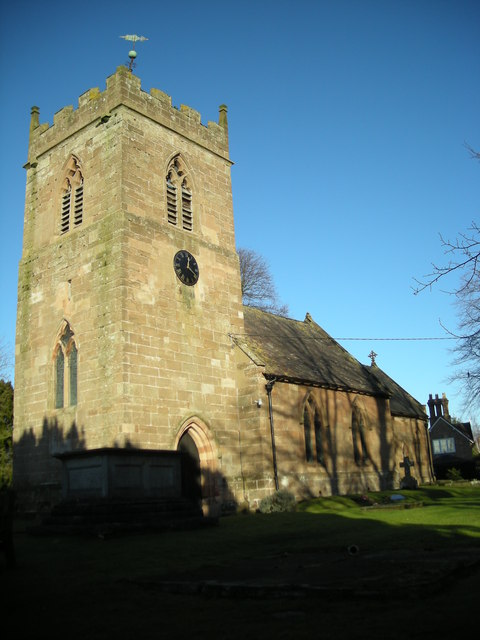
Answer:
[219, 104, 228, 130]
[29, 106, 40, 136]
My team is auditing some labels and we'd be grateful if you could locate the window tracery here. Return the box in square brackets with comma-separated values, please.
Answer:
[54, 322, 77, 408]
[166, 155, 193, 231]
[60, 156, 84, 234]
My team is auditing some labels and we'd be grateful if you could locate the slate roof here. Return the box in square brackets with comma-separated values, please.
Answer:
[234, 307, 426, 418]
[367, 364, 427, 419]
[235, 308, 387, 396]
[429, 416, 474, 443]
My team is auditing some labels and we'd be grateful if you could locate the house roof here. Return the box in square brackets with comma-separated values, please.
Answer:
[235, 308, 388, 397]
[367, 364, 427, 419]
[429, 416, 474, 443]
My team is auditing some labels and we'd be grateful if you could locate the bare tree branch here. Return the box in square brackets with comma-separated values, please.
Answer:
[238, 247, 289, 316]
[448, 279, 480, 411]
[465, 142, 480, 162]
[414, 145, 480, 412]
[0, 338, 13, 382]
[413, 222, 480, 295]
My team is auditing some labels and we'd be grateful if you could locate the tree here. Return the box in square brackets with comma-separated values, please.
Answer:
[0, 337, 12, 381]
[414, 146, 480, 411]
[237, 247, 289, 316]
[0, 379, 13, 487]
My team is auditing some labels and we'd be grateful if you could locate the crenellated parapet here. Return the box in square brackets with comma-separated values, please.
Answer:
[27, 66, 229, 164]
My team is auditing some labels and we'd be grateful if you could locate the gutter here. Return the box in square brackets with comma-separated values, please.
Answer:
[265, 379, 279, 491]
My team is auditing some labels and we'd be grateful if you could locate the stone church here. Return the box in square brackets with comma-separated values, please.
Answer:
[13, 67, 434, 516]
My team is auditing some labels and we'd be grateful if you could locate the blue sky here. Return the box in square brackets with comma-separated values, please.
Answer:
[1, 0, 479, 423]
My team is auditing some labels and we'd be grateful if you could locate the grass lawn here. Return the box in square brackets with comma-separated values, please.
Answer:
[2, 484, 480, 639]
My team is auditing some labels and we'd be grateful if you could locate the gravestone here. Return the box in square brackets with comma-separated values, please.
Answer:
[400, 455, 418, 489]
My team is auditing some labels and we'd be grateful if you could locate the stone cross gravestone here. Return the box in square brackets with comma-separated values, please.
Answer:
[400, 455, 418, 489]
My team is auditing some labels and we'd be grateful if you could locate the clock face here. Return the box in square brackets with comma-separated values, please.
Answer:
[173, 250, 199, 286]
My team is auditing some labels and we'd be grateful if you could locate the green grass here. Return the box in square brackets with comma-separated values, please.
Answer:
[296, 485, 480, 546]
[2, 485, 480, 639]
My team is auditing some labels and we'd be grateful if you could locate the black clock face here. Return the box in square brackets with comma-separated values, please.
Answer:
[173, 250, 199, 286]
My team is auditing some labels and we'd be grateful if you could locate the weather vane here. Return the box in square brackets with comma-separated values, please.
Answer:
[120, 34, 148, 72]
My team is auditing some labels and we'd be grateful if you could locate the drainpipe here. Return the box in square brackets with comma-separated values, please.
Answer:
[425, 420, 436, 482]
[265, 379, 279, 491]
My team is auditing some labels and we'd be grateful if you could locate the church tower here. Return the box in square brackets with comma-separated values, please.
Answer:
[14, 67, 245, 511]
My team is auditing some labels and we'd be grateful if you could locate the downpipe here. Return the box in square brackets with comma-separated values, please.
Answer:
[265, 379, 279, 491]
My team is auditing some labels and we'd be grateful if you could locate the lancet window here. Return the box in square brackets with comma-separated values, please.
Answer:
[54, 323, 78, 409]
[351, 402, 369, 466]
[166, 155, 193, 231]
[303, 395, 325, 464]
[60, 156, 84, 234]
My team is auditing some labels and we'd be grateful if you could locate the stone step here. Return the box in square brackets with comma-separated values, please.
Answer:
[28, 497, 214, 536]
[50, 497, 200, 517]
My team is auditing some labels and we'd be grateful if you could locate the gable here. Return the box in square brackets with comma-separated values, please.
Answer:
[429, 417, 474, 444]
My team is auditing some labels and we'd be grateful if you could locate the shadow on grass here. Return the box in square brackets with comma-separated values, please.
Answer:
[2, 486, 480, 639]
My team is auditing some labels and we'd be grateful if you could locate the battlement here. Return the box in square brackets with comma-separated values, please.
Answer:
[27, 66, 229, 163]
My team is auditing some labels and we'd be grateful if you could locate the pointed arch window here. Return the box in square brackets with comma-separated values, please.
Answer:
[166, 156, 193, 231]
[352, 403, 369, 466]
[55, 349, 65, 409]
[54, 323, 78, 408]
[60, 156, 84, 234]
[303, 396, 325, 465]
[69, 343, 78, 406]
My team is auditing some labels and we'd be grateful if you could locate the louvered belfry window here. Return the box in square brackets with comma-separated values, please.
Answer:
[181, 182, 193, 231]
[166, 177, 177, 225]
[60, 156, 84, 234]
[166, 156, 193, 231]
[54, 323, 78, 408]
[61, 186, 72, 234]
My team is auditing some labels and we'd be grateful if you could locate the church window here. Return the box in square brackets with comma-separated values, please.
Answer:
[166, 177, 177, 225]
[166, 156, 193, 231]
[55, 349, 65, 409]
[352, 403, 369, 466]
[303, 396, 325, 464]
[181, 182, 193, 231]
[69, 343, 78, 406]
[54, 323, 78, 408]
[60, 156, 84, 234]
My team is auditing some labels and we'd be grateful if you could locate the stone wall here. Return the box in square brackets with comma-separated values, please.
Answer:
[14, 68, 245, 512]
[237, 379, 433, 506]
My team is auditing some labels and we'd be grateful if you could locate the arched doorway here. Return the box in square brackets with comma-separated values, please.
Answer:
[177, 430, 202, 504]
[175, 418, 220, 516]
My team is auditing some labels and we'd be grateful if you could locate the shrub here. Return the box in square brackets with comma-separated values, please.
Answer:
[258, 490, 296, 514]
[446, 467, 463, 481]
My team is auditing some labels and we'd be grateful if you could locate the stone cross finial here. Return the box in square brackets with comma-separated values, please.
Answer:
[368, 350, 377, 365]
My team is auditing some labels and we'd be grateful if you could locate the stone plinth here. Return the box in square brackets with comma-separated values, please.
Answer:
[55, 448, 182, 500]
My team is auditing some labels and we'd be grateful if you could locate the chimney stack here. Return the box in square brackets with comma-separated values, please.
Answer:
[427, 393, 450, 426]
